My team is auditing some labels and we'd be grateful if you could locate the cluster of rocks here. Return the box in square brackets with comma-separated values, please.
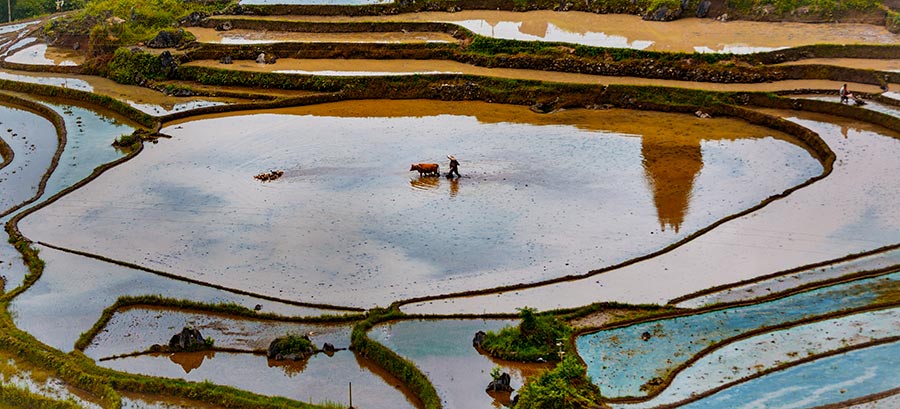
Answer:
[254, 169, 284, 182]
[147, 29, 187, 49]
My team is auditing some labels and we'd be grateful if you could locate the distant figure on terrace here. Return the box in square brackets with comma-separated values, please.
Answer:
[447, 154, 461, 178]
[839, 84, 864, 105]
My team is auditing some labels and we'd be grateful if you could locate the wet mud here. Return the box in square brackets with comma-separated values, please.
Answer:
[20, 101, 819, 307]
[228, 11, 900, 52]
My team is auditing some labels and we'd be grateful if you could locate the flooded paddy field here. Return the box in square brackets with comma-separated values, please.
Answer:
[576, 271, 900, 400]
[0, 100, 132, 291]
[405, 111, 900, 315]
[4, 43, 83, 66]
[19, 100, 821, 307]
[184, 59, 892, 94]
[671, 339, 900, 409]
[188, 27, 457, 44]
[611, 306, 900, 408]
[370, 319, 550, 408]
[0, 103, 57, 214]
[229, 11, 900, 52]
[0, 70, 243, 116]
[9, 244, 347, 351]
[0, 350, 101, 409]
[102, 350, 417, 408]
[84, 307, 353, 359]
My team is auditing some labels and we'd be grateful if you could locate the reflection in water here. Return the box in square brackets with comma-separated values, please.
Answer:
[518, 20, 549, 38]
[640, 135, 703, 233]
[409, 175, 461, 197]
[268, 356, 309, 377]
[167, 351, 216, 374]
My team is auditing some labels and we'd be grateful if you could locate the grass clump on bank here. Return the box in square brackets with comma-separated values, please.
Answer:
[480, 307, 572, 362]
[351, 307, 441, 409]
[513, 354, 605, 409]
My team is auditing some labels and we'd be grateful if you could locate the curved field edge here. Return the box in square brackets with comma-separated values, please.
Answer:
[0, 92, 67, 220]
[0, 132, 12, 170]
[2, 80, 897, 408]
[573, 267, 900, 403]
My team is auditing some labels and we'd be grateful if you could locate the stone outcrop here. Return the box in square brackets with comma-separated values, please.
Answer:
[162, 327, 209, 352]
[473, 331, 486, 348]
[486, 372, 512, 392]
[147, 30, 184, 49]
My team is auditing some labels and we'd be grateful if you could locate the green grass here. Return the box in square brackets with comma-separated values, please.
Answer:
[480, 307, 572, 362]
[513, 354, 604, 409]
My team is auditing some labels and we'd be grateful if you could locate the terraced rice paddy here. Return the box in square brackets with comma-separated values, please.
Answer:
[0, 4, 899, 409]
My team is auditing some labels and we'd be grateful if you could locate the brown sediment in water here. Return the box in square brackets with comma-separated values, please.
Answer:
[182, 58, 892, 94]
[120, 391, 228, 409]
[187, 27, 458, 44]
[212, 12, 900, 52]
[778, 58, 900, 72]
[0, 69, 245, 109]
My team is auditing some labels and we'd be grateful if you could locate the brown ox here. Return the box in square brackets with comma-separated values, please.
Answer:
[410, 163, 440, 176]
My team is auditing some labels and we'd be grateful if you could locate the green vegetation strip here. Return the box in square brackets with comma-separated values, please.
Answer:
[0, 383, 83, 409]
[350, 307, 441, 409]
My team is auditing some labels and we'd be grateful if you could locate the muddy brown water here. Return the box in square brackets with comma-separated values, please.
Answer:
[188, 27, 457, 44]
[184, 59, 893, 93]
[20, 100, 820, 308]
[0, 69, 244, 115]
[778, 58, 900, 72]
[223, 11, 899, 52]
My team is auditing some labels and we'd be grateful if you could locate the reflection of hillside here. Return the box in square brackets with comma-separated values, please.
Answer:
[518, 20, 549, 38]
[168, 351, 216, 374]
[641, 135, 703, 233]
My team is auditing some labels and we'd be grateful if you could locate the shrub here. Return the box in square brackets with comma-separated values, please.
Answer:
[513, 355, 603, 409]
[480, 307, 572, 362]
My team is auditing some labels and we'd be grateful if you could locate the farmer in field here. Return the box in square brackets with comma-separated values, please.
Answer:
[447, 154, 461, 178]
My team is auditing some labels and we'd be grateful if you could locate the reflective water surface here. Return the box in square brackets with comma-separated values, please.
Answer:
[19, 101, 819, 307]
[404, 112, 900, 315]
[370, 319, 550, 408]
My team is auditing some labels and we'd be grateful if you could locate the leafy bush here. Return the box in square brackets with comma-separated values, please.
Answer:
[269, 333, 314, 356]
[513, 355, 604, 409]
[480, 307, 572, 362]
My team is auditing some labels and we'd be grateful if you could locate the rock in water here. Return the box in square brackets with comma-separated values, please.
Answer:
[168, 327, 207, 351]
[486, 372, 513, 392]
[473, 331, 486, 348]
